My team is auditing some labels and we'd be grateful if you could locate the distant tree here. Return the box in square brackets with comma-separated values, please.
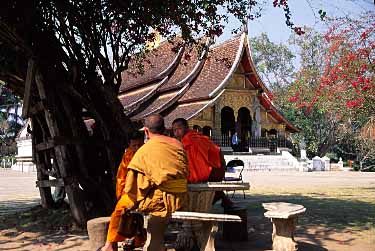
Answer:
[285, 13, 375, 161]
[250, 33, 296, 92]
[0, 81, 23, 148]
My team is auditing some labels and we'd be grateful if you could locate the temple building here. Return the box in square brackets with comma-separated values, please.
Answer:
[120, 32, 299, 153]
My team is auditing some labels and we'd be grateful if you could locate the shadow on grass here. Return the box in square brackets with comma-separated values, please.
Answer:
[218, 191, 375, 250]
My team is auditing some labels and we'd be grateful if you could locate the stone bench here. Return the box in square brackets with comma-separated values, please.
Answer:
[87, 182, 249, 251]
[262, 202, 306, 251]
[87, 211, 241, 251]
[171, 211, 241, 251]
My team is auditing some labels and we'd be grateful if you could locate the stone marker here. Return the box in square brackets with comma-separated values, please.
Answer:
[262, 202, 306, 251]
[87, 217, 110, 250]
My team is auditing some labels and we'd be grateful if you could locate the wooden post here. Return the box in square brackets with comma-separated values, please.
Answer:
[34, 71, 87, 225]
[32, 117, 54, 208]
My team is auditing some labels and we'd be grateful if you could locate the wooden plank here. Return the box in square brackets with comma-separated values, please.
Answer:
[36, 178, 64, 188]
[171, 211, 241, 222]
[35, 139, 55, 151]
[188, 182, 250, 192]
[35, 136, 89, 151]
[22, 58, 36, 118]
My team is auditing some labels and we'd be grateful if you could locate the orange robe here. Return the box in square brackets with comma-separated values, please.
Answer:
[181, 130, 222, 183]
[125, 135, 189, 217]
[107, 148, 138, 243]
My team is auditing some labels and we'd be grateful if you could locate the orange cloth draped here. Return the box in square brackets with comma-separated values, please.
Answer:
[107, 148, 138, 243]
[124, 135, 189, 217]
[182, 130, 222, 183]
[116, 149, 135, 200]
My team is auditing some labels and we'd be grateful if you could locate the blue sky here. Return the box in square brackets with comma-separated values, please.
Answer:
[218, 0, 375, 44]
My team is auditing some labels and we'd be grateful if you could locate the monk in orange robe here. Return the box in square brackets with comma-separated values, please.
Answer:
[101, 115, 189, 251]
[100, 132, 144, 251]
[172, 118, 233, 207]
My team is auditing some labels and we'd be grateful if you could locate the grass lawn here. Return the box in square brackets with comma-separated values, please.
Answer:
[227, 186, 375, 250]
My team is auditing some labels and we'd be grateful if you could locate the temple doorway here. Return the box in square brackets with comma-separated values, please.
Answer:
[221, 106, 235, 146]
[237, 107, 252, 151]
[202, 126, 212, 137]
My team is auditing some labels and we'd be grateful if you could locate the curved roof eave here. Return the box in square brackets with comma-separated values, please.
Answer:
[130, 39, 211, 119]
[124, 76, 169, 116]
[188, 89, 226, 120]
[120, 46, 184, 93]
[208, 32, 246, 98]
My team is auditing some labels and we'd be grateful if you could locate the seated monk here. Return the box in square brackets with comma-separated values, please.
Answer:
[101, 114, 189, 251]
[100, 132, 144, 251]
[172, 118, 233, 208]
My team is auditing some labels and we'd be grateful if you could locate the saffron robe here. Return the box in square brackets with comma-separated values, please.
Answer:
[124, 135, 189, 217]
[182, 130, 223, 183]
[107, 148, 140, 243]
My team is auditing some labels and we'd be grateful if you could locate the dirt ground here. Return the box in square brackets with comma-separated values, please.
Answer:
[0, 170, 374, 251]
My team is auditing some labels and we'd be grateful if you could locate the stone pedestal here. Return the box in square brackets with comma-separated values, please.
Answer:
[87, 217, 110, 250]
[262, 202, 306, 251]
[175, 191, 215, 251]
[271, 218, 298, 251]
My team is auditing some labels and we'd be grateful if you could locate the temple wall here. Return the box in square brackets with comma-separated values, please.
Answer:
[188, 76, 288, 137]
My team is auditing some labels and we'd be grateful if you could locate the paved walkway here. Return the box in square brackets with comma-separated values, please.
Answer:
[0, 168, 40, 216]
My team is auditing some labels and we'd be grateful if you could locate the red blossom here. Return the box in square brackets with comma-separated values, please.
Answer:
[346, 98, 364, 108]
[288, 96, 299, 102]
[351, 81, 359, 88]
[362, 85, 371, 91]
[360, 64, 367, 73]
[360, 31, 368, 40]
[297, 102, 308, 108]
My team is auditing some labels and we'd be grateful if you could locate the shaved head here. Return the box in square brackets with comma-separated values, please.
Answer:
[144, 114, 165, 134]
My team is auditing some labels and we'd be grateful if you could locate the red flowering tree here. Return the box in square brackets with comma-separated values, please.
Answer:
[289, 13, 375, 118]
[283, 13, 375, 164]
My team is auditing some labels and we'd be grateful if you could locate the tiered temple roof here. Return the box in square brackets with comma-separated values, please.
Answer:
[120, 32, 299, 132]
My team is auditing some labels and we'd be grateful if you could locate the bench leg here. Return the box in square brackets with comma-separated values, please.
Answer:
[143, 215, 168, 251]
[198, 222, 218, 251]
[271, 218, 298, 251]
[175, 221, 196, 251]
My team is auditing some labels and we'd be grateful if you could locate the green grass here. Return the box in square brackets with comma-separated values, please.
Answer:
[241, 186, 375, 232]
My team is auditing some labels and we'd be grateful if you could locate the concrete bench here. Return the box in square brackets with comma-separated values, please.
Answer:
[171, 211, 241, 251]
[87, 211, 241, 251]
[262, 202, 306, 251]
[87, 182, 249, 251]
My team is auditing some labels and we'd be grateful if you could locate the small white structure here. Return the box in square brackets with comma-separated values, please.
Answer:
[312, 156, 323, 171]
[338, 157, 344, 169]
[300, 149, 307, 160]
[321, 156, 331, 171]
[11, 120, 36, 172]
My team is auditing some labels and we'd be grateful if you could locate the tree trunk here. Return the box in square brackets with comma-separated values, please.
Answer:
[28, 64, 134, 226]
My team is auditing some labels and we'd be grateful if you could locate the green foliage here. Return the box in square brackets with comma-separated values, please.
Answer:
[0, 80, 23, 147]
[250, 33, 295, 91]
